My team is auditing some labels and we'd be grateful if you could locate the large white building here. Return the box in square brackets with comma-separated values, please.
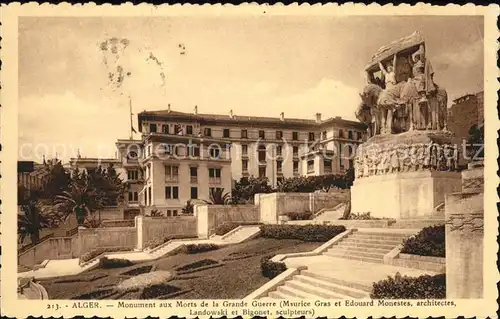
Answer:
[70, 107, 367, 213]
[137, 107, 367, 184]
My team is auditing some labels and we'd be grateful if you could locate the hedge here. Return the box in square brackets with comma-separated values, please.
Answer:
[79, 247, 131, 264]
[281, 211, 313, 221]
[260, 256, 287, 279]
[185, 243, 220, 254]
[214, 222, 263, 236]
[401, 225, 445, 257]
[146, 234, 198, 250]
[259, 224, 346, 242]
[371, 272, 446, 299]
[100, 257, 134, 269]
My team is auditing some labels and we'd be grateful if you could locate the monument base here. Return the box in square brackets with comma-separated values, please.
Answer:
[351, 170, 461, 220]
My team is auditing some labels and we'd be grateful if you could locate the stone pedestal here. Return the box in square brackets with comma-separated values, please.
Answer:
[351, 130, 461, 219]
[445, 164, 484, 299]
[351, 171, 461, 219]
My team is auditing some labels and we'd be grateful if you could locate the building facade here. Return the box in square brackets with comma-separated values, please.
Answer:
[137, 108, 367, 186]
[69, 108, 367, 212]
[447, 91, 484, 142]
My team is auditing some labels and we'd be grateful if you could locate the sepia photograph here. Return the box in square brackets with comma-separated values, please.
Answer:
[1, 4, 498, 319]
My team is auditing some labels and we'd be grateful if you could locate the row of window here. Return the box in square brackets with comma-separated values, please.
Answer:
[144, 144, 225, 159]
[148, 122, 363, 141]
[165, 186, 221, 200]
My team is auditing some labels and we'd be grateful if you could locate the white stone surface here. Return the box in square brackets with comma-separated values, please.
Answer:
[351, 171, 461, 219]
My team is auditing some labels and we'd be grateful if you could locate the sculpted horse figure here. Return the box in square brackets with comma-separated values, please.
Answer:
[358, 82, 448, 134]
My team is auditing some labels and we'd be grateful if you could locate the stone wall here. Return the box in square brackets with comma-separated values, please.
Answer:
[78, 227, 137, 255]
[140, 216, 198, 245]
[100, 206, 125, 220]
[18, 237, 75, 268]
[389, 253, 446, 273]
[445, 181, 483, 298]
[257, 191, 349, 224]
[195, 205, 260, 238]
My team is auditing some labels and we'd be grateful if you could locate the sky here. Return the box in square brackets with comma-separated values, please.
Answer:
[18, 15, 484, 162]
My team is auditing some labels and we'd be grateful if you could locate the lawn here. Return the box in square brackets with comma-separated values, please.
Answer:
[40, 237, 321, 299]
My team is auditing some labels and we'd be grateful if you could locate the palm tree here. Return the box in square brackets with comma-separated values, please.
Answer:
[205, 188, 232, 205]
[55, 180, 103, 226]
[18, 200, 53, 245]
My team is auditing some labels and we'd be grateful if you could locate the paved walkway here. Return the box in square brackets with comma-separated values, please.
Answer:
[283, 255, 437, 288]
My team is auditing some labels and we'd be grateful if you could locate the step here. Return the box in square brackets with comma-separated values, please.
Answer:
[294, 275, 370, 298]
[285, 279, 349, 299]
[328, 245, 390, 254]
[323, 251, 384, 264]
[353, 233, 409, 240]
[300, 270, 373, 293]
[267, 290, 288, 299]
[326, 249, 387, 259]
[341, 238, 403, 246]
[335, 242, 397, 250]
[277, 284, 323, 299]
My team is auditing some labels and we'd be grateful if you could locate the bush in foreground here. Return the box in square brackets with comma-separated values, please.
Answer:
[100, 257, 134, 269]
[401, 225, 445, 257]
[260, 256, 287, 279]
[146, 234, 198, 250]
[185, 243, 220, 254]
[79, 247, 131, 264]
[259, 224, 346, 242]
[281, 211, 313, 221]
[371, 272, 446, 299]
[214, 222, 263, 236]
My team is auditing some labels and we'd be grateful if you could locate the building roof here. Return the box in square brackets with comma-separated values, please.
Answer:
[138, 110, 366, 130]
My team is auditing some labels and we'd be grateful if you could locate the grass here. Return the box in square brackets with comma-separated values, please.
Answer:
[40, 237, 321, 299]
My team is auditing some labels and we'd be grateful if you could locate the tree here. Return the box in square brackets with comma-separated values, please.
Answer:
[40, 159, 71, 201]
[206, 188, 232, 205]
[182, 200, 195, 215]
[55, 179, 102, 226]
[467, 124, 484, 161]
[17, 200, 54, 244]
[232, 176, 274, 204]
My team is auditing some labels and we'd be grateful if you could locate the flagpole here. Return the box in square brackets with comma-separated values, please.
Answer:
[129, 95, 133, 140]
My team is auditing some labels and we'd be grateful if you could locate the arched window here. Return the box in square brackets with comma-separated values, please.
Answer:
[338, 129, 344, 138]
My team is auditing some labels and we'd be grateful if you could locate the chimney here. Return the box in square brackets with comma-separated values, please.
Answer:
[229, 109, 234, 119]
[315, 113, 322, 123]
[280, 112, 284, 121]
[167, 103, 171, 113]
[194, 105, 198, 114]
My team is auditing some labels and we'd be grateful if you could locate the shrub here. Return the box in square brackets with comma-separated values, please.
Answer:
[215, 223, 241, 236]
[214, 222, 263, 236]
[260, 256, 287, 279]
[100, 257, 134, 269]
[282, 211, 313, 221]
[371, 272, 446, 299]
[185, 243, 220, 254]
[401, 225, 445, 257]
[146, 234, 198, 249]
[79, 247, 131, 264]
[259, 224, 346, 242]
[176, 259, 219, 272]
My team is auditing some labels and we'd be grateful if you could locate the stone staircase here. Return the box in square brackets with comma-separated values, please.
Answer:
[322, 230, 409, 264]
[263, 270, 372, 299]
[220, 226, 260, 243]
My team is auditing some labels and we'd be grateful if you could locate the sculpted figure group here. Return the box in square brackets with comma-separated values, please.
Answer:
[356, 32, 448, 136]
[354, 142, 459, 178]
